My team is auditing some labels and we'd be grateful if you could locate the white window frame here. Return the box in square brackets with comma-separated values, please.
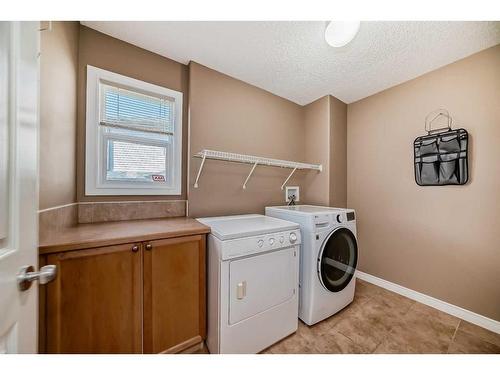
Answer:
[85, 65, 183, 196]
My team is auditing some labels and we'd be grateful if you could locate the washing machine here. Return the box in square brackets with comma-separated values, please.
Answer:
[265, 205, 358, 326]
[197, 214, 301, 353]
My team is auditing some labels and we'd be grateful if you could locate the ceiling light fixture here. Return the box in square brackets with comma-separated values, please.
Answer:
[324, 21, 361, 48]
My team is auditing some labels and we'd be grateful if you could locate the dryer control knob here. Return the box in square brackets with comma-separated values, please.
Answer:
[279, 236, 284, 244]
[257, 239, 264, 247]
[336, 214, 343, 223]
[289, 232, 297, 243]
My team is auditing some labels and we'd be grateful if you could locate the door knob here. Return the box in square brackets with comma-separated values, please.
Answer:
[145, 243, 152, 251]
[17, 265, 57, 291]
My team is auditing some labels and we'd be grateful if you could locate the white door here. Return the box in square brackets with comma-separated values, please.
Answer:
[0, 21, 41, 354]
[229, 247, 298, 325]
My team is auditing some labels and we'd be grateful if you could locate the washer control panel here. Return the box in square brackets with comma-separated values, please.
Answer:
[219, 229, 301, 260]
[313, 210, 356, 231]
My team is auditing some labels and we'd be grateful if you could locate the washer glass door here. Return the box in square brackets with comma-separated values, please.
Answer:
[318, 228, 358, 292]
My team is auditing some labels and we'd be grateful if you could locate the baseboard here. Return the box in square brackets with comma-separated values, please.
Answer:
[162, 335, 202, 354]
[356, 271, 500, 334]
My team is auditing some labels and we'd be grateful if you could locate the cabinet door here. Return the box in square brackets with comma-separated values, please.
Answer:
[143, 235, 206, 353]
[45, 243, 142, 353]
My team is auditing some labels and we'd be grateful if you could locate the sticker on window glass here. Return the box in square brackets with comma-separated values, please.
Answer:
[152, 175, 166, 182]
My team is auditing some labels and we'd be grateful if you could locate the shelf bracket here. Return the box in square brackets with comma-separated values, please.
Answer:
[193, 153, 207, 188]
[281, 167, 297, 190]
[243, 162, 258, 190]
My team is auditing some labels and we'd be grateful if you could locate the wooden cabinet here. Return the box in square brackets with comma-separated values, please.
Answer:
[45, 243, 142, 353]
[41, 234, 206, 354]
[143, 235, 206, 353]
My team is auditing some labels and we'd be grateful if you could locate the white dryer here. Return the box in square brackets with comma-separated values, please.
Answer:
[197, 214, 301, 353]
[265, 205, 358, 326]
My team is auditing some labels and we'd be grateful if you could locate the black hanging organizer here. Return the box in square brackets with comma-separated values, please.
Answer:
[414, 109, 468, 186]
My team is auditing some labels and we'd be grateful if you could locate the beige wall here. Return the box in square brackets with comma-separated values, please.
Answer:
[76, 25, 189, 202]
[303, 96, 330, 205]
[347, 45, 500, 320]
[42, 25, 344, 215]
[302, 95, 348, 207]
[187, 62, 307, 218]
[329, 96, 347, 208]
[39, 22, 79, 209]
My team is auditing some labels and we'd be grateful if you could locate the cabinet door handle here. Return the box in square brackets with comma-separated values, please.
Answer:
[131, 245, 139, 252]
[145, 243, 152, 251]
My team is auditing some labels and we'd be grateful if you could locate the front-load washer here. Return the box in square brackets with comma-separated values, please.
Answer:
[265, 205, 358, 326]
[197, 214, 301, 353]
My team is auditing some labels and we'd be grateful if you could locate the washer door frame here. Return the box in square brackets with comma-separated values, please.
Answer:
[317, 227, 358, 293]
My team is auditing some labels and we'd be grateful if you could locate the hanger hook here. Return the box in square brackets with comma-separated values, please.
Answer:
[425, 108, 452, 134]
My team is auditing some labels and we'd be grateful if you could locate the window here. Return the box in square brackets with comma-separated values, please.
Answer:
[85, 66, 182, 195]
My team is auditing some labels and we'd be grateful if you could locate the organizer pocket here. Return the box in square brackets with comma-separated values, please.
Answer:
[419, 155, 439, 185]
[458, 157, 467, 183]
[439, 134, 460, 153]
[439, 153, 459, 184]
[439, 160, 458, 183]
[418, 138, 438, 156]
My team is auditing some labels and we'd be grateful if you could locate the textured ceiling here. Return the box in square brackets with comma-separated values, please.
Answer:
[81, 21, 500, 105]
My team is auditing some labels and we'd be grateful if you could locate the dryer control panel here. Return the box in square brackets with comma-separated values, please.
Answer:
[218, 230, 301, 261]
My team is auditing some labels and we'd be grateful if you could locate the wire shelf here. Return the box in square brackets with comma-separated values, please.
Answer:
[193, 149, 322, 190]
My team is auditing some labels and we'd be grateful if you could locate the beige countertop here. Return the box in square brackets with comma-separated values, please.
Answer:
[39, 217, 210, 255]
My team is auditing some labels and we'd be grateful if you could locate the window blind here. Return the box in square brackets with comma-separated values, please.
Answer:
[100, 83, 174, 135]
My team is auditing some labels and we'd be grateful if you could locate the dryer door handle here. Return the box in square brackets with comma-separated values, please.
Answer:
[236, 281, 247, 300]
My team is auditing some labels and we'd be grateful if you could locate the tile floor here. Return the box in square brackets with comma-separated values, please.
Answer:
[262, 279, 500, 354]
[193, 279, 500, 354]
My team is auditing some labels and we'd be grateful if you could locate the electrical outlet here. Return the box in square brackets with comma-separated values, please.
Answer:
[285, 186, 300, 203]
